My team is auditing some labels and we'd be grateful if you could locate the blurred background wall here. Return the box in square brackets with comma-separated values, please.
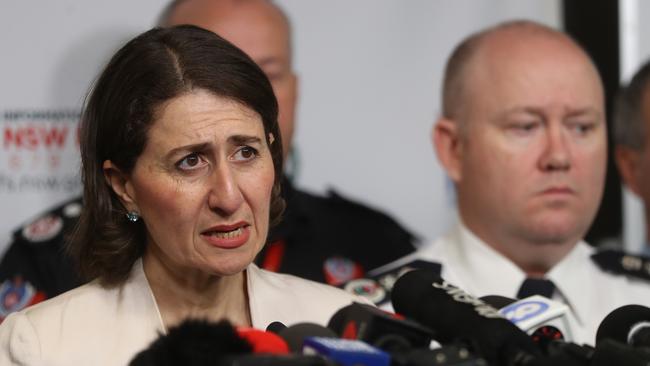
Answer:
[7, 1, 642, 255]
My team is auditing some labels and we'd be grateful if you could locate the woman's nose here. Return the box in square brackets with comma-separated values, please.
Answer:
[207, 164, 244, 215]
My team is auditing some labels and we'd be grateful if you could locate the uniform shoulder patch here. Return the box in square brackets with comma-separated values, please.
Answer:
[325, 190, 416, 241]
[13, 196, 83, 245]
[591, 249, 650, 281]
[21, 213, 64, 244]
[326, 190, 389, 217]
[341, 259, 442, 306]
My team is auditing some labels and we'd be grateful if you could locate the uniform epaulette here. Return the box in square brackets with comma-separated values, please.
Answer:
[326, 189, 416, 240]
[591, 249, 650, 281]
[327, 190, 380, 213]
[341, 259, 442, 306]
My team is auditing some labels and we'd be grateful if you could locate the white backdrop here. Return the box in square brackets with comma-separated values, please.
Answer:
[0, 1, 561, 254]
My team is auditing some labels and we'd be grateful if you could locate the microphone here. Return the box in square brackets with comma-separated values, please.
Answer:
[129, 319, 252, 365]
[391, 269, 541, 365]
[130, 319, 333, 366]
[268, 322, 338, 353]
[498, 295, 573, 344]
[481, 294, 577, 357]
[596, 304, 650, 348]
[590, 338, 650, 366]
[266, 321, 288, 334]
[480, 295, 516, 309]
[327, 302, 435, 353]
[303, 337, 391, 366]
[236, 327, 290, 354]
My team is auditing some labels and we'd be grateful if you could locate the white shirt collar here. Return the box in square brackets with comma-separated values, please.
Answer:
[546, 241, 594, 326]
[448, 222, 591, 326]
[444, 222, 528, 299]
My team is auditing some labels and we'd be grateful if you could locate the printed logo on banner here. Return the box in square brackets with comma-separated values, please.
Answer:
[2, 109, 80, 178]
[1, 109, 82, 255]
[1, 111, 81, 187]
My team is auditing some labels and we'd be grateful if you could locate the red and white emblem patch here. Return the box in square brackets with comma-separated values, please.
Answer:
[22, 214, 63, 243]
[343, 278, 387, 304]
[0, 277, 46, 321]
[323, 257, 364, 286]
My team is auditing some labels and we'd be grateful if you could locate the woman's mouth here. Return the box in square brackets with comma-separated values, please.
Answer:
[201, 223, 251, 249]
[208, 227, 244, 239]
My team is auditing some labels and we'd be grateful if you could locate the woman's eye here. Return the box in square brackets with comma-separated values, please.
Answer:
[233, 146, 258, 162]
[176, 153, 206, 171]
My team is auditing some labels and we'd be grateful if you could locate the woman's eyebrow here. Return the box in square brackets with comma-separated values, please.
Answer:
[165, 142, 211, 159]
[229, 135, 263, 145]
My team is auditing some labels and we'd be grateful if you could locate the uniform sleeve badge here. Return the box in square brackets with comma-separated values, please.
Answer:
[323, 257, 365, 286]
[21, 214, 64, 243]
[0, 277, 47, 322]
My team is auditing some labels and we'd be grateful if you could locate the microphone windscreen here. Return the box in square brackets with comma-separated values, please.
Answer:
[236, 327, 290, 354]
[392, 269, 540, 365]
[278, 323, 338, 353]
[327, 302, 434, 352]
[129, 319, 251, 366]
[266, 321, 288, 334]
[596, 304, 650, 346]
[480, 295, 517, 309]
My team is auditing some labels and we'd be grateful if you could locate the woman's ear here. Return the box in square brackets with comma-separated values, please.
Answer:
[432, 117, 463, 182]
[103, 160, 138, 210]
[268, 132, 275, 145]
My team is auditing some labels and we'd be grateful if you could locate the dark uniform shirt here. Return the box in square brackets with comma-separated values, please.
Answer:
[0, 197, 83, 320]
[258, 179, 417, 285]
[0, 178, 415, 319]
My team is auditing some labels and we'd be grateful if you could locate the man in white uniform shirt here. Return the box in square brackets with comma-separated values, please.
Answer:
[351, 20, 650, 346]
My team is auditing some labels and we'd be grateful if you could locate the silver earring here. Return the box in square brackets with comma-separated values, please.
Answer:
[126, 211, 140, 222]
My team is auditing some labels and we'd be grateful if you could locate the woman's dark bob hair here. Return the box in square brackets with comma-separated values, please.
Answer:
[70, 25, 284, 286]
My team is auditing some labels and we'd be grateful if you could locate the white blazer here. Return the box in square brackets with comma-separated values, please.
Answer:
[0, 260, 367, 366]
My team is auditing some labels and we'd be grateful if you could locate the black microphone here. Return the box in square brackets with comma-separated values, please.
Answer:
[480, 295, 516, 309]
[596, 304, 650, 349]
[266, 321, 288, 334]
[129, 319, 251, 365]
[391, 269, 542, 365]
[130, 319, 333, 366]
[273, 322, 338, 353]
[327, 302, 435, 353]
[590, 338, 650, 366]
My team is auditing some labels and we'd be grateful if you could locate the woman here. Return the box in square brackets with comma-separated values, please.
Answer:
[0, 25, 366, 365]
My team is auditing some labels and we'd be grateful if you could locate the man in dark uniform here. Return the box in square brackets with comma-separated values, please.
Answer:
[0, 0, 415, 319]
[0, 197, 82, 319]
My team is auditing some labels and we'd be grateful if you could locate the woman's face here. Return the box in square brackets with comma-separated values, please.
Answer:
[116, 89, 275, 277]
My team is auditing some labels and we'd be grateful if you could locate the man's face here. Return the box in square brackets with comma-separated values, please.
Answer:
[617, 88, 650, 220]
[635, 93, 650, 213]
[454, 34, 607, 248]
[168, 0, 298, 162]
